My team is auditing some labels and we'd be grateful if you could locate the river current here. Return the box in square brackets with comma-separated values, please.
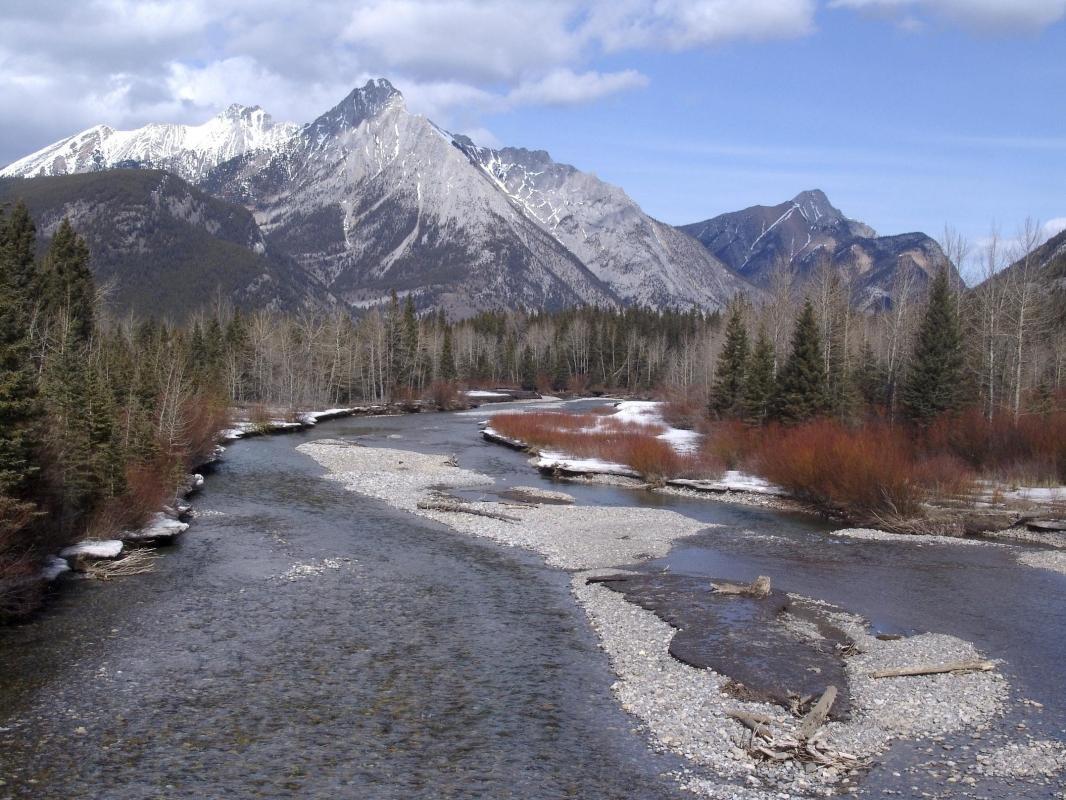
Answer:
[1, 401, 1063, 799]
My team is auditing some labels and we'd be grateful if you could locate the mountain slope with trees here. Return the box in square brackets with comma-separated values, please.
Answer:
[0, 170, 334, 318]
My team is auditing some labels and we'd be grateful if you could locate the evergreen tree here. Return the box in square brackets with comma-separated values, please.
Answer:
[0, 208, 43, 497]
[38, 219, 94, 342]
[551, 341, 569, 391]
[709, 304, 749, 417]
[743, 326, 775, 424]
[3, 202, 38, 297]
[770, 300, 828, 423]
[519, 345, 536, 391]
[901, 269, 964, 423]
[401, 295, 419, 387]
[439, 325, 457, 381]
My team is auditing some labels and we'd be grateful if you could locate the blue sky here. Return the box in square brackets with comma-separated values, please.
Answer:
[1, 1, 1063, 267]
[481, 8, 1066, 257]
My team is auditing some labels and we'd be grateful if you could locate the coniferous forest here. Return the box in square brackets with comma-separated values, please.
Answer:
[2, 202, 1065, 615]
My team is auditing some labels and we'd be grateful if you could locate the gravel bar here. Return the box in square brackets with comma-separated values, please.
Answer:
[299, 441, 1011, 798]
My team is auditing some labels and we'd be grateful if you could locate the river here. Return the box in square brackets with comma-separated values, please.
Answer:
[1, 400, 1063, 799]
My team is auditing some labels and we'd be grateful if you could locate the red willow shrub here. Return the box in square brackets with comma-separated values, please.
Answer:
[753, 419, 971, 519]
[925, 408, 1066, 484]
[489, 410, 717, 481]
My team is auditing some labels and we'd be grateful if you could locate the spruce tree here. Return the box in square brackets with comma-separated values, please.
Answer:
[743, 326, 775, 424]
[39, 219, 94, 342]
[770, 300, 828, 423]
[0, 207, 43, 497]
[401, 295, 419, 387]
[901, 268, 964, 423]
[710, 304, 749, 417]
[519, 345, 536, 391]
[439, 326, 457, 381]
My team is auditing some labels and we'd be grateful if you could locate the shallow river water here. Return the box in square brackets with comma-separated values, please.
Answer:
[1, 401, 1063, 799]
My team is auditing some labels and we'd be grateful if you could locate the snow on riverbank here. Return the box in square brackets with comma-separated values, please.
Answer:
[484, 400, 784, 499]
[298, 439, 1008, 798]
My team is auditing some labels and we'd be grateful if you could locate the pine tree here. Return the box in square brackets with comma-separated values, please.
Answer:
[710, 304, 749, 417]
[770, 300, 828, 423]
[519, 345, 536, 391]
[0, 207, 43, 497]
[743, 326, 775, 424]
[901, 268, 964, 423]
[38, 219, 94, 342]
[439, 325, 457, 381]
[401, 295, 419, 387]
[3, 202, 38, 297]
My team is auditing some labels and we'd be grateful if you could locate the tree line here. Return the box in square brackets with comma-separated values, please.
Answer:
[0, 203, 226, 617]
[2, 201, 1063, 615]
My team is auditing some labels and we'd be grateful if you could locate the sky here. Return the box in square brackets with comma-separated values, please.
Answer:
[1, 0, 1063, 271]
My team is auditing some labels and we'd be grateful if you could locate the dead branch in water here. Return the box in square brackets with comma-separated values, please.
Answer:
[869, 660, 995, 679]
[416, 500, 521, 523]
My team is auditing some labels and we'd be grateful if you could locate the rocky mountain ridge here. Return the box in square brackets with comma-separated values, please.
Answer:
[2, 79, 953, 316]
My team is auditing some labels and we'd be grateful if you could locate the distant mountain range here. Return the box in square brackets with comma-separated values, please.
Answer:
[0, 79, 958, 317]
[680, 189, 954, 310]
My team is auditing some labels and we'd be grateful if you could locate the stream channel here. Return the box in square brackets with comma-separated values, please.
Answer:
[1, 399, 1063, 799]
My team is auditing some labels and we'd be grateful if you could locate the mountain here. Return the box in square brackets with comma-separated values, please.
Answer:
[202, 81, 618, 316]
[680, 190, 957, 309]
[3, 79, 748, 317]
[202, 79, 749, 315]
[0, 105, 300, 184]
[452, 139, 749, 309]
[0, 170, 331, 317]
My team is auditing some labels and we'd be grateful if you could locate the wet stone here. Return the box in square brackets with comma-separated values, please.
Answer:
[588, 572, 852, 718]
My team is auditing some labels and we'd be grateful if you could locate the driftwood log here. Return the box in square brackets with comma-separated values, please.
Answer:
[728, 685, 856, 767]
[796, 686, 837, 740]
[869, 660, 995, 679]
[711, 575, 772, 598]
[416, 500, 521, 523]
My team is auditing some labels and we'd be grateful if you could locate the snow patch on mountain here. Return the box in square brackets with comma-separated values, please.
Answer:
[1, 105, 300, 183]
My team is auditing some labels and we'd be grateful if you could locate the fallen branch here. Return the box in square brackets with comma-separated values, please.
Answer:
[869, 660, 995, 679]
[416, 500, 520, 523]
[796, 686, 837, 741]
[727, 711, 774, 740]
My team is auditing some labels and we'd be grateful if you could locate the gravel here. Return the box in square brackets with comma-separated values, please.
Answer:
[298, 442, 710, 570]
[299, 440, 1014, 798]
[831, 527, 1001, 547]
[1017, 549, 1066, 575]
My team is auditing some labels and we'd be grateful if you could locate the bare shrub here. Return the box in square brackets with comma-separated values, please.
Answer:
[754, 420, 956, 519]
[427, 380, 462, 411]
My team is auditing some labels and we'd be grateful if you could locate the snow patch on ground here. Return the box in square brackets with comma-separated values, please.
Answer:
[60, 540, 124, 559]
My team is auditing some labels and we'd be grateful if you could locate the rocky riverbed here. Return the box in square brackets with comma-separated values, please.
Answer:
[298, 439, 1016, 798]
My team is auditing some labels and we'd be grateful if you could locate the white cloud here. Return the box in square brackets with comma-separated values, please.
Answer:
[507, 69, 650, 107]
[829, 0, 1066, 32]
[584, 0, 817, 51]
[342, 1, 582, 83]
[1044, 217, 1066, 239]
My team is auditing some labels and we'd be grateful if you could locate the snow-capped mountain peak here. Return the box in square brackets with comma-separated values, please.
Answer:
[1, 105, 299, 182]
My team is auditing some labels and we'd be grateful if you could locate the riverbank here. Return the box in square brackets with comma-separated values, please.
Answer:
[481, 401, 1066, 540]
[298, 439, 1013, 799]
